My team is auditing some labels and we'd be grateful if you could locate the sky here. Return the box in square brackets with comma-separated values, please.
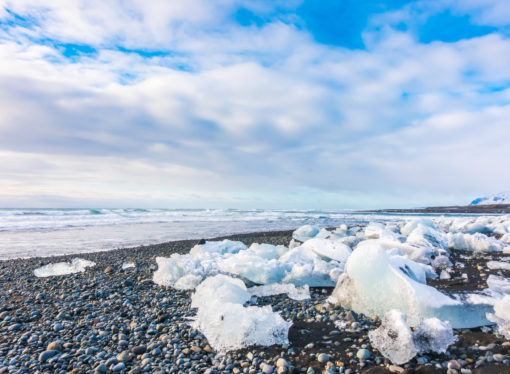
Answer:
[1, 0, 510, 209]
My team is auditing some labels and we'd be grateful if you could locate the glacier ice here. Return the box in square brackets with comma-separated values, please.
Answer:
[34, 258, 96, 277]
[219, 250, 288, 285]
[330, 241, 492, 328]
[190, 275, 292, 352]
[413, 318, 455, 354]
[487, 295, 510, 339]
[401, 219, 437, 236]
[292, 224, 320, 242]
[368, 310, 417, 365]
[369, 310, 455, 365]
[487, 275, 510, 295]
[280, 246, 343, 286]
[301, 238, 352, 263]
[406, 224, 448, 251]
[487, 261, 510, 271]
[189, 239, 247, 255]
[121, 262, 135, 270]
[447, 232, 506, 252]
[249, 283, 310, 301]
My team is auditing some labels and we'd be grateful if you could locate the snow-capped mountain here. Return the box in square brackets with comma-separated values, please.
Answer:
[470, 192, 510, 205]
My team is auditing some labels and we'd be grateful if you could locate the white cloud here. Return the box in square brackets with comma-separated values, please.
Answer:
[0, 1, 510, 207]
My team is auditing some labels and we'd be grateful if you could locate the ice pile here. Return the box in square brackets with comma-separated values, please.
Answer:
[330, 241, 492, 328]
[369, 310, 455, 365]
[190, 275, 292, 352]
[153, 237, 349, 289]
[447, 232, 507, 252]
[487, 295, 510, 339]
[487, 261, 510, 271]
[34, 258, 96, 277]
[487, 275, 510, 294]
[249, 283, 310, 301]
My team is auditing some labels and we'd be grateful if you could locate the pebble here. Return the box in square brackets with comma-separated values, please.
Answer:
[356, 349, 370, 360]
[317, 353, 329, 363]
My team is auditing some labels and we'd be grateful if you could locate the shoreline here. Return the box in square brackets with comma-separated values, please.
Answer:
[2, 230, 510, 373]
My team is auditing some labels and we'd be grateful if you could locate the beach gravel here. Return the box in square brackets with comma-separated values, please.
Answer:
[1, 230, 509, 373]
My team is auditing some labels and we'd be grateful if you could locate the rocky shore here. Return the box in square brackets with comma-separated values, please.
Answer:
[1, 230, 509, 374]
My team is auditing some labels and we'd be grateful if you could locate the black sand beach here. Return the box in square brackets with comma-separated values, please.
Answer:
[1, 230, 510, 374]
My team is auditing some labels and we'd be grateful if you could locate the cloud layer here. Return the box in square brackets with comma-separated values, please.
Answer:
[1, 0, 510, 208]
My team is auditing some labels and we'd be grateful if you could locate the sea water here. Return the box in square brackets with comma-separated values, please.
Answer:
[0, 208, 484, 259]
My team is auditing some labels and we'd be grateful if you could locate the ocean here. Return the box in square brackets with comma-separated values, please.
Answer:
[0, 208, 477, 260]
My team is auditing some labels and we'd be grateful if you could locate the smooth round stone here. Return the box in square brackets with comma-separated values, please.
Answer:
[260, 363, 274, 374]
[317, 353, 329, 363]
[38, 350, 58, 363]
[95, 363, 107, 373]
[131, 345, 146, 355]
[276, 358, 287, 368]
[112, 362, 125, 372]
[116, 351, 130, 362]
[356, 349, 370, 360]
[47, 342, 62, 351]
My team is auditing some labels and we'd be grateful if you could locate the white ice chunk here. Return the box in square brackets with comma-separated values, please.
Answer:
[369, 310, 455, 365]
[440, 269, 451, 279]
[121, 262, 135, 270]
[368, 310, 417, 365]
[190, 275, 292, 352]
[401, 219, 437, 236]
[301, 238, 352, 263]
[501, 233, 510, 245]
[153, 253, 222, 287]
[364, 223, 399, 240]
[249, 283, 310, 301]
[331, 241, 491, 328]
[406, 224, 448, 251]
[189, 239, 247, 256]
[363, 237, 439, 265]
[388, 254, 437, 284]
[447, 233, 506, 252]
[487, 295, 510, 339]
[34, 258, 96, 277]
[413, 318, 455, 354]
[292, 225, 320, 242]
[487, 261, 510, 271]
[219, 251, 288, 285]
[487, 275, 510, 294]
[174, 274, 203, 290]
[280, 246, 343, 286]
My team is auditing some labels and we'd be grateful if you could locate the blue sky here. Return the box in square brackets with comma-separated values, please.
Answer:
[1, 0, 510, 209]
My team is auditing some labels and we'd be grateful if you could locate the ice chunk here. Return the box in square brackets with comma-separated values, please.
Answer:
[368, 310, 417, 365]
[406, 224, 448, 251]
[487, 295, 510, 339]
[487, 261, 510, 271]
[440, 269, 451, 279]
[487, 275, 510, 294]
[401, 219, 437, 236]
[189, 239, 247, 256]
[447, 233, 506, 252]
[248, 243, 288, 259]
[121, 262, 135, 270]
[249, 283, 310, 301]
[219, 251, 288, 285]
[364, 223, 399, 240]
[190, 275, 292, 351]
[388, 254, 437, 284]
[363, 237, 439, 265]
[413, 318, 455, 354]
[34, 258, 96, 277]
[153, 253, 222, 287]
[301, 238, 352, 263]
[501, 233, 510, 245]
[315, 228, 332, 239]
[331, 241, 492, 328]
[174, 274, 203, 290]
[369, 310, 455, 365]
[280, 246, 343, 286]
[292, 225, 320, 242]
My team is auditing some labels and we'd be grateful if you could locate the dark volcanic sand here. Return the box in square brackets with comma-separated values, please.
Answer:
[1, 230, 509, 373]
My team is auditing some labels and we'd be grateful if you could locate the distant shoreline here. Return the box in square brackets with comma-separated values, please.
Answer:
[361, 203, 510, 214]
